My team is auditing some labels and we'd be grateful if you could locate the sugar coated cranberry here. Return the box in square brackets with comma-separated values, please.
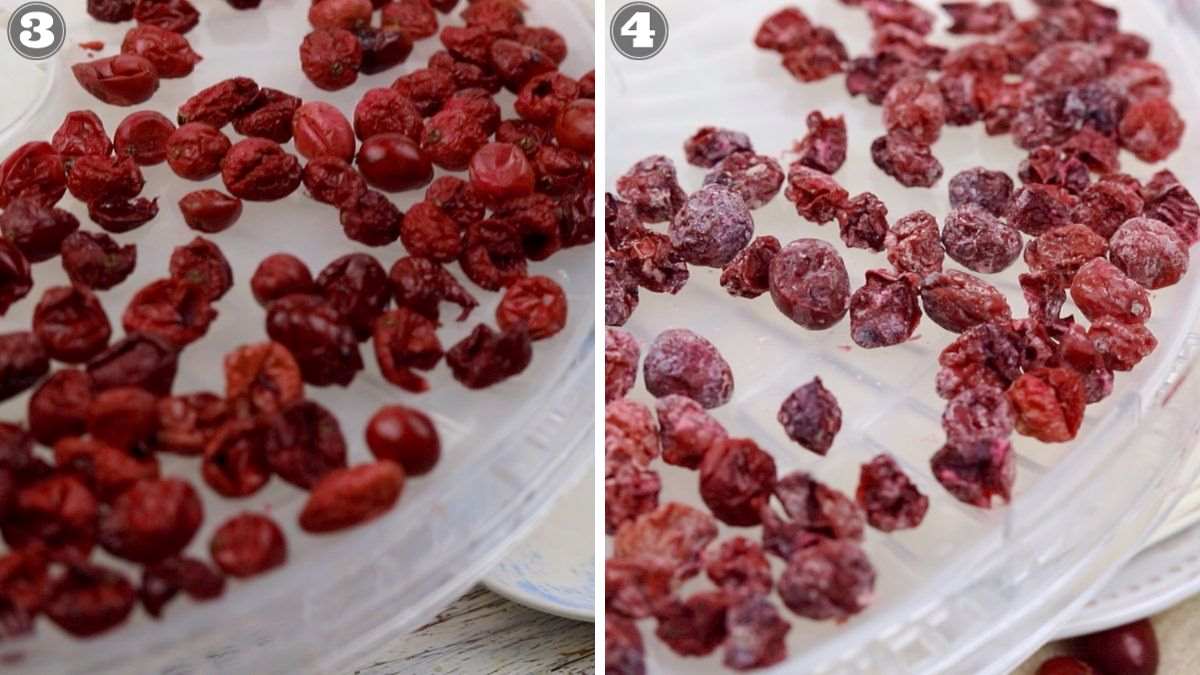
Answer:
[469, 142, 535, 202]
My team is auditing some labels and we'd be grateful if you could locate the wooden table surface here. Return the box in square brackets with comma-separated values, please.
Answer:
[353, 586, 595, 675]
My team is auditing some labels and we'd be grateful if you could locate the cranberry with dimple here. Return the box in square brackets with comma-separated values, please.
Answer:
[468, 142, 535, 203]
[114, 111, 175, 166]
[292, 101, 356, 162]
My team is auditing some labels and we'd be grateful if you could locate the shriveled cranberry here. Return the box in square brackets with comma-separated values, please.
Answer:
[1073, 180, 1144, 240]
[382, 0, 439, 40]
[1109, 217, 1189, 289]
[66, 154, 144, 204]
[446, 323, 532, 389]
[459, 218, 528, 291]
[849, 268, 921, 348]
[28, 370, 93, 446]
[1089, 316, 1157, 372]
[920, 270, 1011, 334]
[1071, 258, 1151, 324]
[316, 252, 391, 341]
[0, 141, 66, 208]
[465, 142, 534, 204]
[699, 437, 777, 527]
[373, 309, 441, 393]
[0, 240, 31, 316]
[357, 26, 414, 75]
[302, 156, 367, 208]
[857, 454, 928, 531]
[300, 28, 363, 91]
[496, 275, 567, 340]
[179, 189, 242, 233]
[654, 394, 726, 470]
[166, 123, 231, 181]
[1008, 367, 1086, 443]
[221, 138, 302, 201]
[778, 539, 874, 621]
[605, 328, 639, 404]
[871, 130, 944, 188]
[605, 399, 659, 470]
[123, 278, 217, 348]
[139, 556, 224, 617]
[948, 166, 1013, 217]
[88, 196, 159, 234]
[654, 590, 731, 657]
[429, 49, 501, 92]
[783, 163, 847, 224]
[60, 231, 136, 290]
[210, 512, 286, 577]
[356, 133, 433, 193]
[52, 111, 112, 161]
[353, 88, 423, 144]
[90, 0, 135, 22]
[232, 87, 302, 143]
[1008, 183, 1077, 237]
[43, 563, 134, 637]
[554, 99, 595, 154]
[251, 254, 314, 306]
[769, 238, 850, 329]
[177, 77, 260, 128]
[885, 210, 944, 276]
[223, 340, 304, 417]
[793, 111, 847, 174]
[1070, 619, 1159, 675]
[393, 67, 457, 116]
[883, 75, 946, 144]
[299, 461, 405, 532]
[1025, 224, 1108, 284]
[98, 478, 201, 563]
[121, 24, 202, 78]
[720, 235, 780, 299]
[292, 101, 356, 162]
[2, 474, 97, 558]
[0, 332, 48, 402]
[265, 294, 363, 386]
[941, 204, 1022, 274]
[134, 0, 199, 33]
[613, 502, 718, 581]
[0, 199, 80, 262]
[1142, 169, 1200, 246]
[1119, 97, 1184, 162]
[616, 155, 687, 224]
[72, 55, 160, 106]
[607, 616, 647, 675]
[642, 328, 733, 409]
[156, 392, 230, 456]
[388, 256, 477, 322]
[262, 400, 347, 489]
[33, 286, 111, 363]
[365, 405, 440, 476]
[515, 72, 581, 127]
[493, 193, 564, 259]
[309, 0, 372, 30]
[169, 236, 233, 301]
[394, 200, 457, 261]
[86, 332, 178, 396]
[777, 377, 841, 455]
[202, 419, 271, 497]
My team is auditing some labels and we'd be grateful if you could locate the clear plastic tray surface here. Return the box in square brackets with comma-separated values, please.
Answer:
[607, 1, 1200, 673]
[0, 1, 594, 672]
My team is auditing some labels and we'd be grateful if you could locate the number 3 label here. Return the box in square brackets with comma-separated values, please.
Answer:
[620, 11, 656, 49]
[19, 11, 55, 49]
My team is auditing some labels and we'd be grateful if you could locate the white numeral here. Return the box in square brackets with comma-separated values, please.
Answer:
[620, 11, 655, 49]
[19, 11, 55, 49]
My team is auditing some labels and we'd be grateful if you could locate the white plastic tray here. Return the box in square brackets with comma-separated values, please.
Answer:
[606, 1, 1200, 672]
[0, 1, 594, 672]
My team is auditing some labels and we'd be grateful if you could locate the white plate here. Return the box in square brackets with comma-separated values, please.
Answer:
[483, 463, 596, 622]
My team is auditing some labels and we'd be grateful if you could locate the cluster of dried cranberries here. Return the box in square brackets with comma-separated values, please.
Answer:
[606, 0, 1195, 672]
[2, 0, 592, 643]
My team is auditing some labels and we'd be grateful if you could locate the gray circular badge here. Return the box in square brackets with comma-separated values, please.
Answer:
[8, 2, 66, 61]
[610, 2, 668, 61]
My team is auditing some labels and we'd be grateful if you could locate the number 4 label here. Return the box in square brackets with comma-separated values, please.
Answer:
[621, 11, 656, 49]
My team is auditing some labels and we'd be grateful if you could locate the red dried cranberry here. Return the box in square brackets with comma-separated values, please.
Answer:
[613, 502, 718, 580]
[139, 556, 224, 617]
[920, 270, 1011, 334]
[703, 152, 784, 212]
[98, 478, 201, 563]
[156, 392, 230, 456]
[720, 235, 780, 299]
[856, 454, 928, 531]
[655, 394, 727, 470]
[459, 218, 528, 290]
[65, 154, 144, 204]
[210, 512, 286, 577]
[60, 231, 136, 290]
[121, 24, 201, 78]
[393, 67, 457, 116]
[1071, 258, 1151, 324]
[251, 254, 314, 307]
[90, 0, 135, 22]
[0, 141, 66, 208]
[388, 255, 477, 322]
[315, 252, 391, 341]
[382, 0, 439, 40]
[71, 55, 160, 106]
[669, 184, 754, 267]
[178, 189, 242, 233]
[655, 590, 731, 657]
[202, 419, 271, 497]
[43, 563, 134, 637]
[837, 192, 889, 252]
[263, 399, 347, 489]
[777, 377, 841, 455]
[784, 163, 847, 224]
[943, 1, 1015, 34]
[769, 238, 850, 330]
[643, 329, 733, 409]
[292, 101, 356, 162]
[778, 539, 874, 621]
[86, 332, 178, 396]
[941, 204, 1022, 273]
[1089, 316, 1157, 372]
[1142, 169, 1200, 246]
[616, 155, 687, 224]
[794, 111, 847, 174]
[1108, 217, 1189, 289]
[134, 0, 199, 33]
[308, 0, 372, 30]
[495, 275, 567, 340]
[357, 27, 414, 75]
[232, 88, 302, 143]
[300, 29, 363, 91]
[365, 405, 440, 475]
[1119, 97, 1184, 162]
[1, 199, 80, 264]
[605, 327, 639, 403]
[948, 166, 1013, 217]
[883, 75, 946, 144]
[221, 138, 302, 201]
[298, 461, 405, 532]
[169, 236, 233, 301]
[177, 77, 260, 128]
[2, 474, 97, 558]
[607, 616, 647, 675]
[1008, 367, 1086, 443]
[33, 286, 111, 363]
[699, 437, 777, 527]
[1073, 180, 1144, 240]
[885, 210, 944, 276]
[122, 278, 217, 347]
[554, 99, 595, 154]
[0, 239, 31, 315]
[28, 370, 93, 446]
[353, 88, 423, 142]
[871, 130, 943, 188]
[52, 111, 112, 161]
[166, 122, 231, 181]
[849, 268, 921, 348]
[445, 323, 532, 389]
[264, 294, 363, 386]
[88, 196, 158, 233]
[223, 340, 304, 418]
[0, 332, 49, 402]
[302, 156, 367, 208]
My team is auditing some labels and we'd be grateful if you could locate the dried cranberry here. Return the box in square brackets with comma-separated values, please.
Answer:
[554, 99, 595, 154]
[98, 478, 201, 563]
[202, 419, 271, 497]
[372, 307, 441, 392]
[920, 270, 1011, 333]
[134, 0, 199, 33]
[1108, 217, 1189, 289]
[300, 28, 363, 91]
[221, 138, 302, 201]
[616, 155, 687, 224]
[702, 152, 784, 211]
[684, 126, 753, 169]
[0, 199, 80, 262]
[932, 437, 1014, 507]
[837, 192, 889, 251]
[1119, 97, 1184, 162]
[793, 111, 847, 174]
[230, 87, 301, 142]
[60, 231, 136, 290]
[86, 332, 178, 395]
[699, 437, 777, 526]
[314, 253, 390, 341]
[605, 399, 659, 470]
[381, 0, 438, 39]
[1089, 316, 1157, 372]
[178, 189, 242, 234]
[52, 111, 112, 161]
[356, 133, 433, 193]
[166, 122, 231, 181]
[169, 237, 233, 301]
[251, 254, 315, 307]
[613, 502, 718, 580]
[1142, 169, 1200, 246]
[1072, 180, 1143, 240]
[299, 461, 405, 532]
[65, 154, 144, 205]
[606, 462, 661, 535]
[720, 235, 780, 299]
[943, 1, 1015, 34]
[393, 67, 457, 116]
[605, 254, 639, 327]
[121, 24, 201, 78]
[655, 590, 731, 657]
[777, 377, 841, 455]
[943, 383, 1014, 448]
[156, 392, 230, 456]
[1008, 367, 1086, 443]
[0, 240, 31, 315]
[0, 332, 48, 402]
[1024, 223, 1109, 285]
[857, 453, 928, 532]
[606, 616, 646, 675]
[123, 278, 217, 348]
[398, 200, 460, 260]
[656, 394, 727, 470]
[265, 294, 363, 386]
[941, 204, 1022, 274]
[308, 0, 372, 30]
[210, 512, 286, 577]
[303, 156, 367, 208]
[0, 141, 66, 209]
[445, 323, 532, 389]
[2, 474, 97, 558]
[28, 370, 93, 446]
[357, 26, 414, 75]
[871, 130, 944, 188]
[883, 76, 946, 144]
[1071, 258, 1151, 324]
[43, 563, 134, 637]
[605, 328, 639, 403]
[139, 556, 224, 617]
[769, 238, 850, 330]
[353, 88, 423, 143]
[365, 405, 440, 476]
[33, 286, 111, 363]
[388, 255, 477, 322]
[885, 210, 944, 276]
[72, 55, 159, 106]
[261, 399, 347, 489]
[177, 77, 259, 128]
[495, 275, 567, 340]
[849, 269, 921, 348]
[948, 166, 1013, 217]
[459, 218, 528, 291]
[223, 340, 304, 418]
[642, 329, 733, 409]
[778, 538, 874, 621]
[291, 101, 356, 163]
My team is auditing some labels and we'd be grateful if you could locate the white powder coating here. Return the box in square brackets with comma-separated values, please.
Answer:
[642, 328, 734, 409]
[1109, 216, 1190, 290]
[768, 238, 850, 330]
[668, 184, 755, 267]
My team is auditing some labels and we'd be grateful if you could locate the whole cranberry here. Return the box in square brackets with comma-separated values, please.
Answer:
[166, 123, 232, 181]
[555, 99, 595, 153]
[292, 101, 356, 161]
[468, 142, 535, 202]
[251, 254, 314, 306]
[1037, 656, 1097, 675]
[365, 405, 441, 475]
[356, 133, 433, 192]
[114, 111, 176, 165]
[1070, 619, 1159, 675]
[179, 190, 243, 233]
